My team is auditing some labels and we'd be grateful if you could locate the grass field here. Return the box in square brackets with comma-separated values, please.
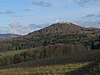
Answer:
[0, 49, 27, 57]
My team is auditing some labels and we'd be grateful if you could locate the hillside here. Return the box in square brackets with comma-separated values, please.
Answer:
[0, 50, 100, 75]
[2, 49, 100, 68]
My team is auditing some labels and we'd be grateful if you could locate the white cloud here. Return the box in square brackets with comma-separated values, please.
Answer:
[9, 21, 22, 34]
[8, 21, 42, 35]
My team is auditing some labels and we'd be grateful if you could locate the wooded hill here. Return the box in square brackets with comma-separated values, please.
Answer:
[0, 22, 100, 52]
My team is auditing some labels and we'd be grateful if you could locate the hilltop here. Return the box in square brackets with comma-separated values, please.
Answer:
[27, 22, 83, 36]
[27, 22, 100, 36]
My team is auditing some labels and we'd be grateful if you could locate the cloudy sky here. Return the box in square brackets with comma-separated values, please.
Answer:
[0, 0, 100, 35]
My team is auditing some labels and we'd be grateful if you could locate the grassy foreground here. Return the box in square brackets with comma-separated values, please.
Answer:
[0, 62, 100, 75]
[0, 63, 89, 75]
[0, 50, 100, 75]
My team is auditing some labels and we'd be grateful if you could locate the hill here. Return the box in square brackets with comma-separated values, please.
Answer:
[0, 34, 21, 40]
[0, 22, 100, 52]
[11, 22, 100, 50]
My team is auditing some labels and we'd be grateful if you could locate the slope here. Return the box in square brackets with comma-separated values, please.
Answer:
[0, 50, 100, 75]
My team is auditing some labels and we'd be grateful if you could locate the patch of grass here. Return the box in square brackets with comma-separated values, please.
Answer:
[0, 63, 88, 75]
[0, 49, 27, 57]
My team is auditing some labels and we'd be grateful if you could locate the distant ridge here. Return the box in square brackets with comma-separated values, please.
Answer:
[0, 34, 21, 40]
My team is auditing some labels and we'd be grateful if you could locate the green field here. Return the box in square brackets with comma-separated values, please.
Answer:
[0, 49, 27, 57]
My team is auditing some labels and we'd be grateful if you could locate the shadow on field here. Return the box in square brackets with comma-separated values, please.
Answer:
[64, 62, 100, 75]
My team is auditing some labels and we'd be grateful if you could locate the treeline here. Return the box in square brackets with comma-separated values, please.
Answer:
[0, 43, 87, 66]
[84, 35, 100, 50]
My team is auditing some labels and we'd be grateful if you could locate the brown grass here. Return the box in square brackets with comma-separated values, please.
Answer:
[0, 63, 88, 75]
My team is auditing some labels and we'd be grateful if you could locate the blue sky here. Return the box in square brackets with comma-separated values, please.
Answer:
[0, 0, 100, 35]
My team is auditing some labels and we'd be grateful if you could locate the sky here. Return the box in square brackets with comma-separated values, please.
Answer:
[0, 0, 100, 35]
